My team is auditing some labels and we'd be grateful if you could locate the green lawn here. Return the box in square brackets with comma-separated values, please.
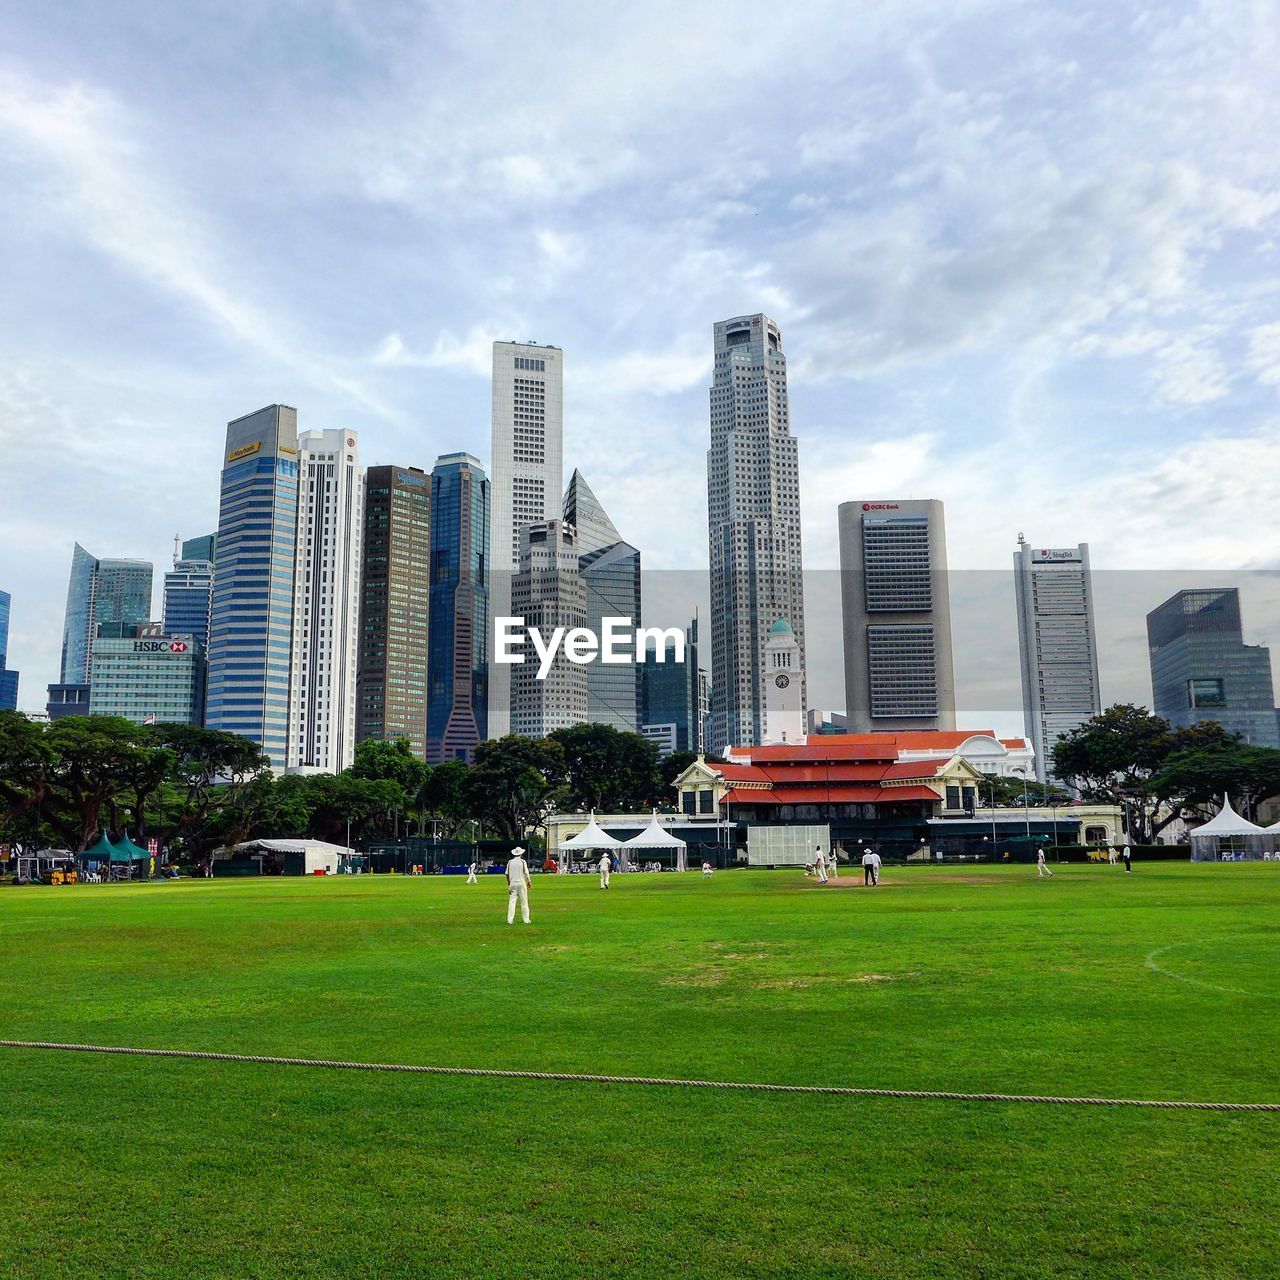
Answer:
[1, 864, 1277, 1278]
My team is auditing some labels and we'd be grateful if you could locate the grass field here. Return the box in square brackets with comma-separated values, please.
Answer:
[2, 863, 1277, 1278]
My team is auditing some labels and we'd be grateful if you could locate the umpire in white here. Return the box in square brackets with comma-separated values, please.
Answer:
[506, 846, 532, 924]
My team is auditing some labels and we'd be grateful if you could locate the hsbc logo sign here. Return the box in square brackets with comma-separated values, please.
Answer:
[133, 640, 190, 653]
[862, 503, 900, 512]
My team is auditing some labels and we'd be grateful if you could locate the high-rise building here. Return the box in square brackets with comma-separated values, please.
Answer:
[838, 499, 957, 732]
[205, 405, 300, 766]
[564, 470, 641, 732]
[427, 453, 491, 762]
[182, 533, 217, 564]
[706, 313, 806, 751]
[88, 623, 205, 726]
[287, 429, 362, 773]
[0, 589, 18, 711]
[1014, 538, 1102, 781]
[1146, 588, 1279, 746]
[57, 543, 153, 686]
[357, 465, 431, 757]
[509, 520, 586, 738]
[641, 616, 704, 753]
[489, 340, 564, 738]
[163, 545, 215, 653]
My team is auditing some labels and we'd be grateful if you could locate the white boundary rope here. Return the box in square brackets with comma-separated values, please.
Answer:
[2, 1039, 1277, 1112]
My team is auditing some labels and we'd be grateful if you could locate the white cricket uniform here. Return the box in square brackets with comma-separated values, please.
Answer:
[702, 862, 713, 877]
[466, 862, 478, 884]
[814, 851, 828, 884]
[506, 855, 531, 923]
[599, 854, 611, 889]
[829, 852, 839, 879]
[1037, 851, 1053, 878]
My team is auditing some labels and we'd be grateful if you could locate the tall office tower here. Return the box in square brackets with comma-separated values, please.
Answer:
[57, 543, 153, 685]
[564, 470, 641, 731]
[1014, 538, 1103, 781]
[489, 340, 564, 738]
[163, 543, 215, 653]
[838, 499, 957, 732]
[357, 465, 430, 756]
[205, 405, 300, 766]
[182, 533, 217, 564]
[0, 589, 18, 711]
[641, 616, 703, 753]
[89, 623, 205, 726]
[509, 520, 586, 738]
[1146, 588, 1279, 747]
[427, 453, 490, 762]
[706, 313, 806, 752]
[286, 429, 362, 773]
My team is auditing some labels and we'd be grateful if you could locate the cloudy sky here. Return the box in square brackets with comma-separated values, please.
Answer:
[2, 0, 1279, 728]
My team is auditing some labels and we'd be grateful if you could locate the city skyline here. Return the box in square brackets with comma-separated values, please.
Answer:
[4, 4, 1280, 736]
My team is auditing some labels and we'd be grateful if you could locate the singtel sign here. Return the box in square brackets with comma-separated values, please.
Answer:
[494, 618, 685, 680]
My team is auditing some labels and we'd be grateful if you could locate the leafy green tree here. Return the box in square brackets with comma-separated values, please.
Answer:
[0, 710, 58, 842]
[1152, 739, 1280, 823]
[348, 738, 428, 805]
[549, 722, 660, 812]
[465, 735, 565, 842]
[416, 759, 472, 837]
[304, 773, 404, 844]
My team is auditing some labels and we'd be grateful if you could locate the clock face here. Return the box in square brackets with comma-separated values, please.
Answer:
[774, 673, 790, 689]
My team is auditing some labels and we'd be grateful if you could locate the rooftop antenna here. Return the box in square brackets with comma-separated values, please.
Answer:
[173, 533, 181, 566]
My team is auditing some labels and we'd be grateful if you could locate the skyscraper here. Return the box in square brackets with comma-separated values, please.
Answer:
[0, 589, 18, 711]
[706, 313, 806, 751]
[181, 533, 217, 564]
[1146, 588, 1279, 746]
[89, 623, 205, 726]
[838, 499, 957, 732]
[163, 544, 215, 652]
[57, 543, 153, 685]
[489, 340, 564, 738]
[563, 469, 641, 732]
[509, 520, 586, 738]
[205, 404, 299, 766]
[1014, 538, 1102, 781]
[287, 429, 362, 773]
[357, 465, 431, 757]
[641, 616, 704, 753]
[427, 453, 490, 762]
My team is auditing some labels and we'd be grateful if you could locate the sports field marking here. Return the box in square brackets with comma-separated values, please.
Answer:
[2, 1039, 1277, 1112]
[1145, 940, 1280, 1000]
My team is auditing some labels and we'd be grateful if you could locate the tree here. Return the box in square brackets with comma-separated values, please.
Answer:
[983, 776, 1072, 808]
[465, 735, 565, 841]
[304, 773, 404, 844]
[348, 738, 428, 806]
[416, 759, 472, 837]
[1152, 739, 1280, 823]
[654, 750, 700, 809]
[0, 710, 58, 842]
[549, 723, 660, 813]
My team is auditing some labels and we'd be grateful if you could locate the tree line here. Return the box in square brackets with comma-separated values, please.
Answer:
[0, 712, 699, 859]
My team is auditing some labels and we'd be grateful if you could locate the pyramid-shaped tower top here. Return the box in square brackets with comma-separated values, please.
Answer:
[562, 469, 623, 555]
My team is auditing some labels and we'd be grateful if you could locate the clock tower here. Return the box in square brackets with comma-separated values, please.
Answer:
[762, 618, 805, 745]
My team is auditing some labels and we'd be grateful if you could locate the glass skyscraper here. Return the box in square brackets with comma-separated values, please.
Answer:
[0, 589, 18, 711]
[89, 624, 205, 726]
[57, 543, 153, 685]
[1146, 588, 1279, 747]
[204, 405, 299, 765]
[163, 557, 215, 652]
[426, 453, 490, 762]
[642, 617, 703, 753]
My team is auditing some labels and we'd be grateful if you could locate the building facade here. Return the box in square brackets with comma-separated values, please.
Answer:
[706, 313, 806, 752]
[762, 618, 804, 745]
[426, 453, 490, 762]
[564, 469, 641, 732]
[1014, 538, 1102, 781]
[489, 340, 564, 738]
[88, 623, 205, 725]
[642, 616, 703, 754]
[181, 533, 217, 564]
[1146, 588, 1279, 746]
[0, 589, 17, 711]
[204, 404, 300, 766]
[838, 499, 956, 732]
[357, 465, 431, 757]
[57, 543, 153, 686]
[287, 429, 362, 773]
[509, 520, 586, 738]
[163, 554, 215, 653]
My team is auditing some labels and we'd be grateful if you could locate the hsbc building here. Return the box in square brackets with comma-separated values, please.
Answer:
[88, 624, 206, 726]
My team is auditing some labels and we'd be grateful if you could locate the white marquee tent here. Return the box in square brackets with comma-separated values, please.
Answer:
[1189, 796, 1267, 862]
[622, 812, 688, 872]
[556, 814, 622, 873]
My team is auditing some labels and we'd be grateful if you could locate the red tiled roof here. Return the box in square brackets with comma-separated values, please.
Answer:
[754, 764, 898, 784]
[880, 760, 948, 780]
[714, 762, 772, 784]
[722, 785, 941, 806]
[741, 741, 900, 763]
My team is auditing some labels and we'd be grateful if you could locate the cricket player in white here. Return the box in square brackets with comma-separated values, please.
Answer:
[466, 860, 478, 884]
[1036, 849, 1054, 878]
[506, 846, 532, 924]
[871, 850, 881, 885]
[829, 848, 839, 879]
[813, 846, 829, 884]
[599, 852, 611, 889]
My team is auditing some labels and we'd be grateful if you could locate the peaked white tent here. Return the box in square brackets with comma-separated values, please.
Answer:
[622, 812, 688, 872]
[1189, 795, 1267, 862]
[556, 813, 622, 873]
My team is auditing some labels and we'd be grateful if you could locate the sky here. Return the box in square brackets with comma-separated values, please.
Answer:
[2, 0, 1279, 731]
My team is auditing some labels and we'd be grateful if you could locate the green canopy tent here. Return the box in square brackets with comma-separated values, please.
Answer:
[80, 831, 118, 864]
[114, 833, 151, 862]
